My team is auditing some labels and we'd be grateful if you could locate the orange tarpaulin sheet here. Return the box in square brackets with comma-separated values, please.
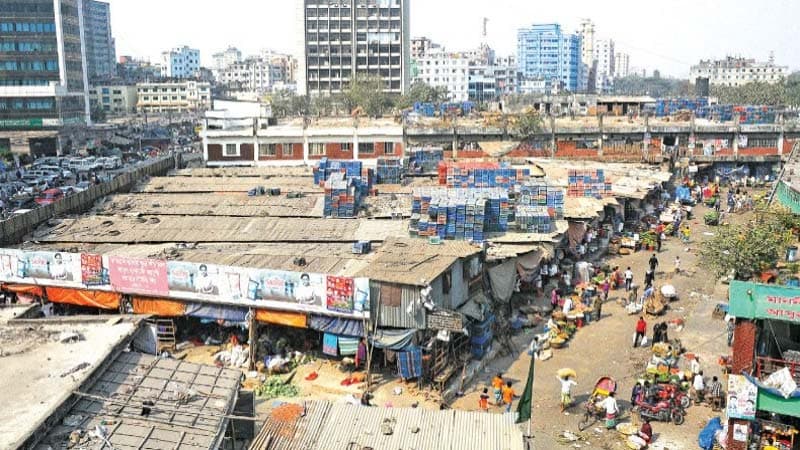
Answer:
[2, 284, 43, 297]
[132, 297, 186, 316]
[256, 309, 307, 328]
[45, 287, 120, 310]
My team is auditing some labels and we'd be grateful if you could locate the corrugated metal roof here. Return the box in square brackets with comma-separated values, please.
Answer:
[97, 193, 324, 218]
[136, 177, 324, 194]
[250, 401, 525, 450]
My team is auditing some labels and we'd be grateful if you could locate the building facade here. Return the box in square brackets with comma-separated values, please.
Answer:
[88, 84, 136, 115]
[413, 48, 470, 102]
[160, 46, 200, 79]
[136, 81, 210, 113]
[212, 46, 242, 72]
[614, 52, 630, 79]
[82, 0, 115, 80]
[689, 56, 789, 87]
[578, 19, 595, 92]
[0, 0, 91, 156]
[517, 24, 582, 93]
[411, 36, 437, 60]
[593, 38, 615, 93]
[297, 0, 411, 96]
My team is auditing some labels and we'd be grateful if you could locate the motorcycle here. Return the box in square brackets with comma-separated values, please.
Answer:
[636, 394, 685, 425]
[652, 383, 692, 409]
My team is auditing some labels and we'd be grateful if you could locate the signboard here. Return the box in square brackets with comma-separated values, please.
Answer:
[427, 310, 464, 331]
[729, 281, 800, 324]
[0, 248, 370, 319]
[0, 118, 43, 129]
[727, 374, 757, 420]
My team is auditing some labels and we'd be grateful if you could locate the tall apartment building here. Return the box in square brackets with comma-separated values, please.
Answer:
[413, 48, 469, 101]
[0, 0, 91, 156]
[614, 52, 630, 78]
[212, 47, 242, 72]
[578, 19, 595, 92]
[593, 38, 615, 93]
[296, 0, 411, 96]
[82, 0, 115, 80]
[689, 56, 788, 87]
[160, 46, 200, 79]
[517, 23, 582, 93]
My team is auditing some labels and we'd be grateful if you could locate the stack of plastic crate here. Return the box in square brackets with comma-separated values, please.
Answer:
[406, 147, 444, 173]
[516, 206, 553, 233]
[376, 157, 402, 184]
[567, 169, 613, 198]
[324, 172, 363, 218]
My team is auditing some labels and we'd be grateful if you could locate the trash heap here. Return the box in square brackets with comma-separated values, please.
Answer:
[375, 157, 403, 184]
[516, 181, 565, 219]
[405, 147, 444, 173]
[567, 169, 612, 197]
[438, 161, 531, 189]
[324, 172, 366, 218]
[410, 188, 509, 241]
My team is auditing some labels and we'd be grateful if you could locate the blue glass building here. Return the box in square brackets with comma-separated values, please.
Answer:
[517, 24, 582, 93]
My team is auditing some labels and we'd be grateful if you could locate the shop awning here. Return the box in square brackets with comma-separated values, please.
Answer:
[2, 284, 43, 297]
[256, 309, 307, 328]
[309, 314, 363, 337]
[132, 297, 186, 316]
[45, 287, 120, 310]
[369, 328, 416, 351]
[185, 303, 247, 322]
[458, 293, 488, 321]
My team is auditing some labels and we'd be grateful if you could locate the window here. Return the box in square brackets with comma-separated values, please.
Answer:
[283, 144, 295, 156]
[383, 142, 395, 154]
[359, 142, 374, 154]
[380, 283, 402, 307]
[259, 143, 277, 157]
[341, 142, 352, 151]
[224, 144, 238, 156]
[310, 143, 325, 156]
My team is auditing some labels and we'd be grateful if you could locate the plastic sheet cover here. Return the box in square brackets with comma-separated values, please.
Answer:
[255, 309, 307, 328]
[185, 302, 248, 322]
[369, 328, 416, 351]
[45, 287, 120, 310]
[308, 314, 364, 337]
[132, 297, 186, 316]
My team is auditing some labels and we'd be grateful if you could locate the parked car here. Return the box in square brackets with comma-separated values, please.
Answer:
[37, 165, 73, 179]
[32, 157, 60, 168]
[35, 188, 64, 206]
[20, 175, 48, 193]
[73, 181, 92, 192]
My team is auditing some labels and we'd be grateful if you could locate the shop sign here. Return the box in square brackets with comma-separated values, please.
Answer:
[0, 118, 43, 129]
[108, 256, 169, 297]
[727, 374, 758, 420]
[427, 310, 464, 331]
[729, 281, 800, 324]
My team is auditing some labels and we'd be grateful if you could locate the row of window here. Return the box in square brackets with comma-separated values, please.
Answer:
[0, 60, 58, 71]
[2, 2, 55, 12]
[0, 22, 56, 33]
[0, 79, 51, 86]
[0, 99, 54, 110]
[0, 42, 57, 53]
[223, 142, 397, 158]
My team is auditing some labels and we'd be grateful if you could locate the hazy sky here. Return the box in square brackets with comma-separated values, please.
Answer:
[109, 0, 799, 77]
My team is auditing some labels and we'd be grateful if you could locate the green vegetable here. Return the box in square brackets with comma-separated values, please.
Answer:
[255, 375, 300, 398]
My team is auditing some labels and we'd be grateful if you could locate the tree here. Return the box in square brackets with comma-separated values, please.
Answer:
[613, 75, 691, 98]
[396, 82, 449, 110]
[699, 207, 795, 280]
[511, 109, 544, 138]
[342, 74, 392, 117]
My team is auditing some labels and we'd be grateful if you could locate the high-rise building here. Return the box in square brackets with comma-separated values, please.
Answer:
[160, 46, 200, 79]
[517, 24, 582, 93]
[82, 0, 116, 80]
[297, 0, 411, 96]
[578, 19, 595, 92]
[212, 47, 242, 72]
[413, 48, 470, 101]
[614, 52, 630, 78]
[593, 38, 615, 93]
[411, 36, 438, 60]
[689, 56, 788, 87]
[0, 0, 91, 156]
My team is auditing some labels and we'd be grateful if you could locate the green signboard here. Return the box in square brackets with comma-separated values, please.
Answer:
[729, 280, 800, 323]
[757, 390, 800, 417]
[0, 118, 43, 129]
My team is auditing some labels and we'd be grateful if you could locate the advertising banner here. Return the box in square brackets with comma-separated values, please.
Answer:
[727, 374, 757, 420]
[80, 253, 108, 286]
[729, 281, 800, 324]
[108, 256, 169, 297]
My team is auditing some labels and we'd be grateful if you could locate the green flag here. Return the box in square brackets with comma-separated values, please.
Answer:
[515, 354, 535, 424]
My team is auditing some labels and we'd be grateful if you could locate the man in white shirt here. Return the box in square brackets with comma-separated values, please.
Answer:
[562, 296, 573, 314]
[600, 392, 619, 428]
[692, 370, 706, 403]
[624, 267, 634, 291]
[558, 376, 577, 412]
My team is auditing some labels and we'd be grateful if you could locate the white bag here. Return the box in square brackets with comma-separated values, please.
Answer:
[640, 336, 649, 347]
[764, 367, 798, 399]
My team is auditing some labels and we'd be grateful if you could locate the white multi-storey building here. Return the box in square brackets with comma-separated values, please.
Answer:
[414, 48, 470, 102]
[578, 19, 595, 92]
[160, 46, 200, 79]
[593, 39, 615, 93]
[218, 59, 274, 94]
[297, 0, 411, 96]
[614, 52, 630, 78]
[136, 81, 211, 112]
[212, 47, 242, 72]
[689, 56, 789, 87]
[411, 36, 438, 60]
[88, 85, 137, 115]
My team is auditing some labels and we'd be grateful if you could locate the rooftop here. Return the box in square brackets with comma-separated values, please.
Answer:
[0, 316, 139, 449]
[250, 400, 524, 450]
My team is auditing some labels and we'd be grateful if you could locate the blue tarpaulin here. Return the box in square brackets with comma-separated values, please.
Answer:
[185, 303, 248, 322]
[397, 347, 422, 379]
[309, 314, 364, 337]
[675, 186, 691, 202]
[698, 417, 723, 450]
[369, 328, 416, 351]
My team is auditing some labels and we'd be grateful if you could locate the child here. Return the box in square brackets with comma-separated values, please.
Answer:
[674, 256, 681, 274]
[479, 388, 490, 411]
[502, 381, 516, 413]
[492, 373, 504, 406]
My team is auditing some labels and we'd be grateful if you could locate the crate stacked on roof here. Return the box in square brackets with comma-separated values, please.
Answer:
[314, 158, 374, 195]
[376, 157, 403, 184]
[516, 182, 565, 219]
[438, 161, 531, 189]
[405, 147, 444, 173]
[324, 172, 365, 218]
[567, 169, 612, 197]
[516, 206, 554, 233]
[410, 188, 509, 241]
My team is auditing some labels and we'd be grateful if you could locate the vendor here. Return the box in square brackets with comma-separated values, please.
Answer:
[627, 419, 653, 450]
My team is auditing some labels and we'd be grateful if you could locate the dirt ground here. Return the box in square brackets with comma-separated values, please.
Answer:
[450, 200, 742, 449]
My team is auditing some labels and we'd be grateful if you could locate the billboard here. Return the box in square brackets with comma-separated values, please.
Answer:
[0, 249, 370, 319]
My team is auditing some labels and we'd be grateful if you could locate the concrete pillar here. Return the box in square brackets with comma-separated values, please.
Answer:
[550, 115, 556, 158]
[733, 132, 740, 158]
[727, 319, 757, 450]
[452, 128, 458, 159]
[778, 130, 785, 157]
[597, 114, 604, 157]
[353, 130, 360, 161]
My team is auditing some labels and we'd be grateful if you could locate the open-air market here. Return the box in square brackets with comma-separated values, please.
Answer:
[2, 2, 800, 450]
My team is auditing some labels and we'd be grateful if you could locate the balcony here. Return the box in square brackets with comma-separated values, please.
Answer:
[756, 356, 800, 384]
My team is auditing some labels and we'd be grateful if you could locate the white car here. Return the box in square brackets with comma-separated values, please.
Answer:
[37, 165, 73, 179]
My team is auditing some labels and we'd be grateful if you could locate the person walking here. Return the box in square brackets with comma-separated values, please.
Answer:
[708, 376, 724, 411]
[674, 256, 681, 274]
[601, 277, 610, 302]
[558, 375, 577, 412]
[648, 253, 659, 272]
[478, 388, 490, 412]
[692, 370, 706, 404]
[644, 268, 654, 288]
[624, 267, 634, 291]
[634, 316, 647, 347]
[592, 292, 603, 322]
[656, 231, 663, 252]
[502, 381, 516, 413]
[492, 373, 505, 406]
[600, 391, 619, 429]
